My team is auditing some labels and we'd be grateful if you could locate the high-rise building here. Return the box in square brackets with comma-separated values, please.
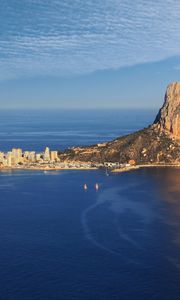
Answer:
[0, 152, 4, 163]
[12, 148, 23, 164]
[44, 147, 50, 161]
[29, 151, 36, 162]
[7, 152, 12, 167]
[50, 151, 58, 162]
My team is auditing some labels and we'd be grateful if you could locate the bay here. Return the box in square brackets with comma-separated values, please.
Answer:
[0, 109, 179, 300]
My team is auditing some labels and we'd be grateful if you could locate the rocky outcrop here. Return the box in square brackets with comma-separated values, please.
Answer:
[154, 82, 180, 140]
[60, 83, 180, 165]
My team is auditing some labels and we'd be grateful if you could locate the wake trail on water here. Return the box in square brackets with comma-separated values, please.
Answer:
[82, 203, 122, 257]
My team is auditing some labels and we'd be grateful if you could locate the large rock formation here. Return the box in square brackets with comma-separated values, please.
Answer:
[154, 82, 180, 140]
[60, 83, 180, 165]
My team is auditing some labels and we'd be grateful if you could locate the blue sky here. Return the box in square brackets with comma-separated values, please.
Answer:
[0, 0, 180, 108]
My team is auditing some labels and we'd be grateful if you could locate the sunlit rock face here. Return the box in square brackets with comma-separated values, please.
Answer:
[154, 82, 180, 141]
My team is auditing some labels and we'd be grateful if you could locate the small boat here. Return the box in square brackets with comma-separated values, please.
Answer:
[84, 184, 88, 190]
[95, 183, 99, 190]
[106, 168, 109, 176]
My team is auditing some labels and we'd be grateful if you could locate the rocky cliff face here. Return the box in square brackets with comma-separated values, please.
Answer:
[60, 83, 180, 165]
[154, 82, 180, 140]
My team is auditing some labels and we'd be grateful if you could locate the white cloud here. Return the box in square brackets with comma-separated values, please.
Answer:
[0, 0, 180, 80]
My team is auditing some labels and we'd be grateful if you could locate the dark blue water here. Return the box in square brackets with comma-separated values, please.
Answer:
[0, 110, 180, 300]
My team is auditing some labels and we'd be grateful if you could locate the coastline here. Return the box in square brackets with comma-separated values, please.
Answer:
[0, 164, 180, 173]
[112, 164, 180, 173]
[0, 166, 98, 172]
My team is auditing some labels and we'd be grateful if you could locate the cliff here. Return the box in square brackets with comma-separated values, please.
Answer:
[60, 83, 180, 165]
[154, 82, 180, 140]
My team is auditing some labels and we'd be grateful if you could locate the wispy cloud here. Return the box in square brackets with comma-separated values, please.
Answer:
[0, 0, 180, 80]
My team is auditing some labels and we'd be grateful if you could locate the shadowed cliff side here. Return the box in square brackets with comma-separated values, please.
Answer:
[60, 83, 180, 165]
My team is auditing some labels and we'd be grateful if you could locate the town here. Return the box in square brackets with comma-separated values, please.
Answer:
[0, 147, 97, 170]
[0, 147, 60, 169]
[0, 147, 134, 171]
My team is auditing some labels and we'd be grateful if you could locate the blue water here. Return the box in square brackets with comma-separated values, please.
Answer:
[0, 109, 180, 300]
[0, 109, 156, 151]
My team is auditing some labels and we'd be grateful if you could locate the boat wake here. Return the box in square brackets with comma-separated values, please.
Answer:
[81, 183, 151, 263]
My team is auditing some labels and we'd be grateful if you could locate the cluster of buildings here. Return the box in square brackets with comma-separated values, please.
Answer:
[104, 161, 134, 168]
[0, 147, 59, 167]
[0, 146, 135, 171]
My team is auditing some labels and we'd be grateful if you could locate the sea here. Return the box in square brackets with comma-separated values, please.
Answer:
[0, 109, 180, 300]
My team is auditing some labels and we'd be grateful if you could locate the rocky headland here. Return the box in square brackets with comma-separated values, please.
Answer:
[60, 82, 180, 166]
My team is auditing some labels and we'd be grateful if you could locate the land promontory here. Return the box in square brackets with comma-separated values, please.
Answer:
[60, 82, 180, 166]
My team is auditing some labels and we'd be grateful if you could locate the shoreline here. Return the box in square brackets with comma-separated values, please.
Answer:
[0, 164, 180, 173]
[112, 164, 180, 173]
[0, 166, 98, 172]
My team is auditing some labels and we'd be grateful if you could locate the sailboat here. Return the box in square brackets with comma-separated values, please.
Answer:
[95, 183, 99, 190]
[84, 184, 88, 190]
[105, 168, 109, 176]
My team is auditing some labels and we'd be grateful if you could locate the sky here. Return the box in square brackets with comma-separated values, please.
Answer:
[0, 0, 180, 109]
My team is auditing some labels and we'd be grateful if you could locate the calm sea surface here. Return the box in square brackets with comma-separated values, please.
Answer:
[0, 109, 180, 300]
